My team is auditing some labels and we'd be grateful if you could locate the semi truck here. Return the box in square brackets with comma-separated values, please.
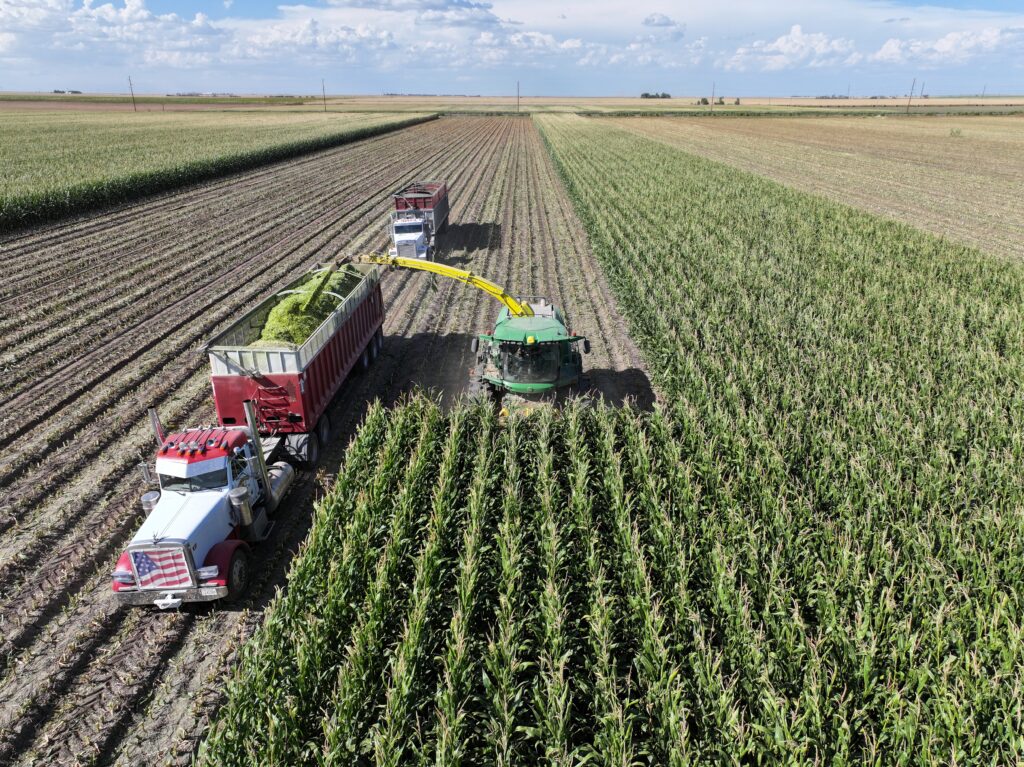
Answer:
[389, 181, 449, 260]
[112, 264, 385, 609]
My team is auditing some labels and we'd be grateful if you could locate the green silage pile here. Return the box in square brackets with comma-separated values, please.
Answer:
[257, 268, 363, 346]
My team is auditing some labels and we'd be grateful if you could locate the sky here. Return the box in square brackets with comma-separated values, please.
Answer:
[0, 0, 1021, 96]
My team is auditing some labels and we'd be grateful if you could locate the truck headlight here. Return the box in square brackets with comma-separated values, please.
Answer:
[196, 565, 219, 580]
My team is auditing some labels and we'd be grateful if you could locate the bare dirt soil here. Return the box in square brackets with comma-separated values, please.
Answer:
[0, 115, 651, 766]
[607, 114, 1024, 260]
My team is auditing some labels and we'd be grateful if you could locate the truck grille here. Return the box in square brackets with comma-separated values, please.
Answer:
[398, 241, 417, 258]
[130, 548, 194, 590]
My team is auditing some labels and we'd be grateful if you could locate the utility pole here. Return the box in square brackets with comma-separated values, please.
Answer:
[919, 81, 925, 100]
[847, 82, 851, 99]
[905, 77, 915, 114]
[710, 81, 715, 113]
[981, 84, 987, 98]
[321, 79, 327, 112]
[516, 81, 520, 113]
[128, 75, 137, 112]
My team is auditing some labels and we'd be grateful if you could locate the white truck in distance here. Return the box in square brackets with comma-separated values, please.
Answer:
[389, 181, 449, 260]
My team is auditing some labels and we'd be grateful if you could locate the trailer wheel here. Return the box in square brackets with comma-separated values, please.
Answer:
[317, 414, 331, 447]
[359, 348, 370, 373]
[369, 334, 380, 361]
[225, 548, 250, 601]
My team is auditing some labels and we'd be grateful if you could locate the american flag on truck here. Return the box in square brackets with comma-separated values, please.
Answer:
[131, 549, 192, 589]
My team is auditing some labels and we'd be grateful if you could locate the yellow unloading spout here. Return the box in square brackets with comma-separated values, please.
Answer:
[349, 254, 535, 318]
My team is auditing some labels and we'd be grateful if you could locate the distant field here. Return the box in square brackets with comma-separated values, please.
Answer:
[2, 92, 1020, 115]
[0, 110, 433, 229]
[608, 114, 1024, 260]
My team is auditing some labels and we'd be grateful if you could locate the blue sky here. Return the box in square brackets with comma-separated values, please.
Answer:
[1, 0, 1021, 96]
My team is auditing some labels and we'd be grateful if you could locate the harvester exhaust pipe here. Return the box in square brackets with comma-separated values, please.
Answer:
[242, 400, 273, 498]
[229, 486, 255, 538]
[148, 406, 165, 447]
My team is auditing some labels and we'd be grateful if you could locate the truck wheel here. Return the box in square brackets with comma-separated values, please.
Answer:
[359, 348, 370, 373]
[225, 548, 250, 601]
[317, 414, 331, 447]
[369, 335, 379, 361]
[300, 432, 320, 469]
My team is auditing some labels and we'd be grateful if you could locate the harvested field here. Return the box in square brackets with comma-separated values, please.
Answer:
[0, 115, 651, 766]
[0, 110, 433, 230]
[607, 114, 1024, 260]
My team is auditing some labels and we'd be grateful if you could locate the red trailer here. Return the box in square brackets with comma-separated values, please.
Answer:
[393, 180, 449, 221]
[206, 264, 384, 467]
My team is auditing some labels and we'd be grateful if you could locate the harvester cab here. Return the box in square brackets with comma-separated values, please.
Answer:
[471, 299, 590, 404]
[349, 254, 591, 406]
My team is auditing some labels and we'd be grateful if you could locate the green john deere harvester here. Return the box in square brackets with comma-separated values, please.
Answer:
[352, 255, 591, 408]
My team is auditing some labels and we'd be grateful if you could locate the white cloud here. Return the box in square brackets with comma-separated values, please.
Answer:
[642, 13, 676, 28]
[2, 0, 1024, 93]
[726, 24, 857, 71]
[871, 27, 1023, 65]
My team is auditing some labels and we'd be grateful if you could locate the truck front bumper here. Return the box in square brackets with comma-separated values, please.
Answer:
[115, 585, 229, 609]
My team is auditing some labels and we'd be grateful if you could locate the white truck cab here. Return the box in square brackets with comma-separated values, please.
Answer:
[112, 406, 294, 609]
[390, 213, 431, 259]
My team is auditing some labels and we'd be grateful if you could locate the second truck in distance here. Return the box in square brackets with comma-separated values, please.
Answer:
[389, 180, 449, 260]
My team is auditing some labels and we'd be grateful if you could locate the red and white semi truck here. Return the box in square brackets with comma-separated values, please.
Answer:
[112, 264, 384, 609]
[389, 180, 449, 260]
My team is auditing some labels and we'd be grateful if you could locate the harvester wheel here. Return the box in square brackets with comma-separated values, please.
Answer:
[226, 548, 250, 601]
[317, 414, 331, 447]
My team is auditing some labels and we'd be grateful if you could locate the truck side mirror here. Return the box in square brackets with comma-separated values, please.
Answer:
[470, 337, 479, 354]
[583, 339, 591, 355]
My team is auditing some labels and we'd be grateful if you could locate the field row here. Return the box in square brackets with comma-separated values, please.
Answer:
[607, 114, 1024, 261]
[0, 111, 434, 230]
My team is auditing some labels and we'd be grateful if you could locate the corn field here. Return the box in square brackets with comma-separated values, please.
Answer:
[0, 111, 434, 231]
[537, 114, 1024, 761]
[198, 115, 1024, 764]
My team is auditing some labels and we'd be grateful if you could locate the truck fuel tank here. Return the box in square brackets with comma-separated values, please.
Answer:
[265, 461, 295, 514]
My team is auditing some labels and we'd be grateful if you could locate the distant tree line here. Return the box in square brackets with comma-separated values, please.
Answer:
[640, 92, 672, 99]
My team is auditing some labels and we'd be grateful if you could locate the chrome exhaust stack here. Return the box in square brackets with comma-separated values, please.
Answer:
[148, 406, 166, 447]
[242, 400, 273, 498]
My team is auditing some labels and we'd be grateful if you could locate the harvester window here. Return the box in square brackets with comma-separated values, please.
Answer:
[501, 344, 559, 384]
[159, 469, 229, 493]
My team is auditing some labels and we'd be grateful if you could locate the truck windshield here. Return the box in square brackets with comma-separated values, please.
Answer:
[159, 469, 229, 493]
[501, 344, 559, 384]
[394, 223, 423, 235]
